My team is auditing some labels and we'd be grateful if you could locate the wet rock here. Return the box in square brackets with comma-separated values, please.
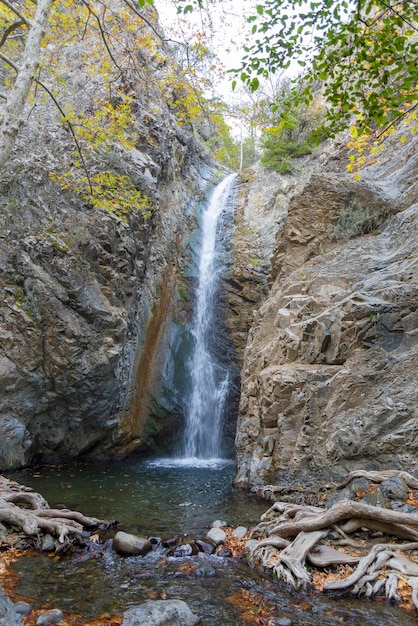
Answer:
[122, 599, 200, 625]
[35, 609, 64, 626]
[13, 601, 32, 616]
[327, 530, 340, 540]
[206, 527, 226, 545]
[113, 531, 152, 556]
[216, 548, 232, 557]
[0, 585, 23, 626]
[195, 566, 216, 578]
[148, 536, 162, 548]
[195, 540, 214, 555]
[172, 543, 194, 557]
[233, 526, 247, 539]
[275, 618, 292, 626]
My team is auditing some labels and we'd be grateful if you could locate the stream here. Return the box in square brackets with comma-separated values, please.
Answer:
[7, 458, 416, 625]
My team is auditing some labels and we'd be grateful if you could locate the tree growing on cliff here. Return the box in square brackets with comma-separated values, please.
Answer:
[0, 0, 222, 216]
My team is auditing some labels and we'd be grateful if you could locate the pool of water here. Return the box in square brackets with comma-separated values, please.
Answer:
[7, 457, 417, 625]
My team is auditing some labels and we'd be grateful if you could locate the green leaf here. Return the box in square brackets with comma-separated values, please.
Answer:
[250, 77, 260, 91]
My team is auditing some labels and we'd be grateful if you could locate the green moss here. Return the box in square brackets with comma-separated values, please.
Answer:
[178, 283, 188, 302]
[248, 257, 261, 266]
[48, 233, 69, 253]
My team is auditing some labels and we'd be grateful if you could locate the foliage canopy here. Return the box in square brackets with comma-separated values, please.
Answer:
[237, 0, 418, 139]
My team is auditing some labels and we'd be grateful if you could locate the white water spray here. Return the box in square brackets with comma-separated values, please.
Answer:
[181, 173, 236, 461]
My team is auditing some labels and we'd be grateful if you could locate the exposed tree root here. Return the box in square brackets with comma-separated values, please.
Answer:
[334, 470, 418, 491]
[248, 470, 418, 610]
[0, 475, 110, 553]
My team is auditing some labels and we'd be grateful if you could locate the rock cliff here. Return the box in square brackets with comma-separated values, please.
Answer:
[234, 132, 418, 489]
[0, 18, 217, 468]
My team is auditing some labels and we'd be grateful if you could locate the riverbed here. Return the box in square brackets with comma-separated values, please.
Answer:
[7, 457, 416, 625]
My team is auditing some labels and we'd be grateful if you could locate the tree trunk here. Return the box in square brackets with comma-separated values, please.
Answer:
[0, 0, 53, 168]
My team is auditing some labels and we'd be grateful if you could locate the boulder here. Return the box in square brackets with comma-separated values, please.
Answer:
[122, 599, 200, 625]
[0, 586, 23, 626]
[112, 531, 152, 556]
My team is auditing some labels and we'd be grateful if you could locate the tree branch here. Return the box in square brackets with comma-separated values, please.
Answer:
[0, 18, 25, 48]
[80, 0, 124, 74]
[35, 78, 94, 194]
[0, 0, 32, 27]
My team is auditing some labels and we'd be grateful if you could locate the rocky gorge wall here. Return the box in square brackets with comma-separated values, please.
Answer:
[234, 132, 418, 490]
[0, 27, 218, 469]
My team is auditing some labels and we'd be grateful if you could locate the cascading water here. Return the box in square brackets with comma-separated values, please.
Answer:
[181, 173, 237, 461]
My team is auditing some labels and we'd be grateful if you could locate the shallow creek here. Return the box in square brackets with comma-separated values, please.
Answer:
[7, 457, 416, 625]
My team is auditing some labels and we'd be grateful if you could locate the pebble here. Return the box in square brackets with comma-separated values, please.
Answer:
[196, 539, 214, 555]
[233, 526, 247, 539]
[327, 530, 340, 540]
[216, 548, 232, 558]
[113, 531, 153, 556]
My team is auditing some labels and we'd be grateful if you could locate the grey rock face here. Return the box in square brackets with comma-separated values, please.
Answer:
[0, 31, 215, 469]
[235, 134, 418, 489]
[122, 600, 200, 626]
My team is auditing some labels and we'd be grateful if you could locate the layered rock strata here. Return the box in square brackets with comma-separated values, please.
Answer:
[235, 133, 418, 489]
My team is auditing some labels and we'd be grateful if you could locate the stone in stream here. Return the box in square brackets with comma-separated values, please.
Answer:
[41, 533, 56, 552]
[0, 585, 23, 626]
[195, 539, 214, 555]
[211, 519, 227, 528]
[245, 539, 259, 551]
[206, 527, 226, 545]
[172, 543, 194, 557]
[13, 601, 32, 616]
[112, 531, 153, 556]
[35, 609, 64, 626]
[122, 599, 199, 625]
[233, 525, 247, 539]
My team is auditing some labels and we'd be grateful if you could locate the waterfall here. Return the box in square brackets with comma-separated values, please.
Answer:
[181, 173, 237, 461]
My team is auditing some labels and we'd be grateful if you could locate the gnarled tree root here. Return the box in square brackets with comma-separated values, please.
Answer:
[0, 475, 110, 552]
[249, 479, 418, 609]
